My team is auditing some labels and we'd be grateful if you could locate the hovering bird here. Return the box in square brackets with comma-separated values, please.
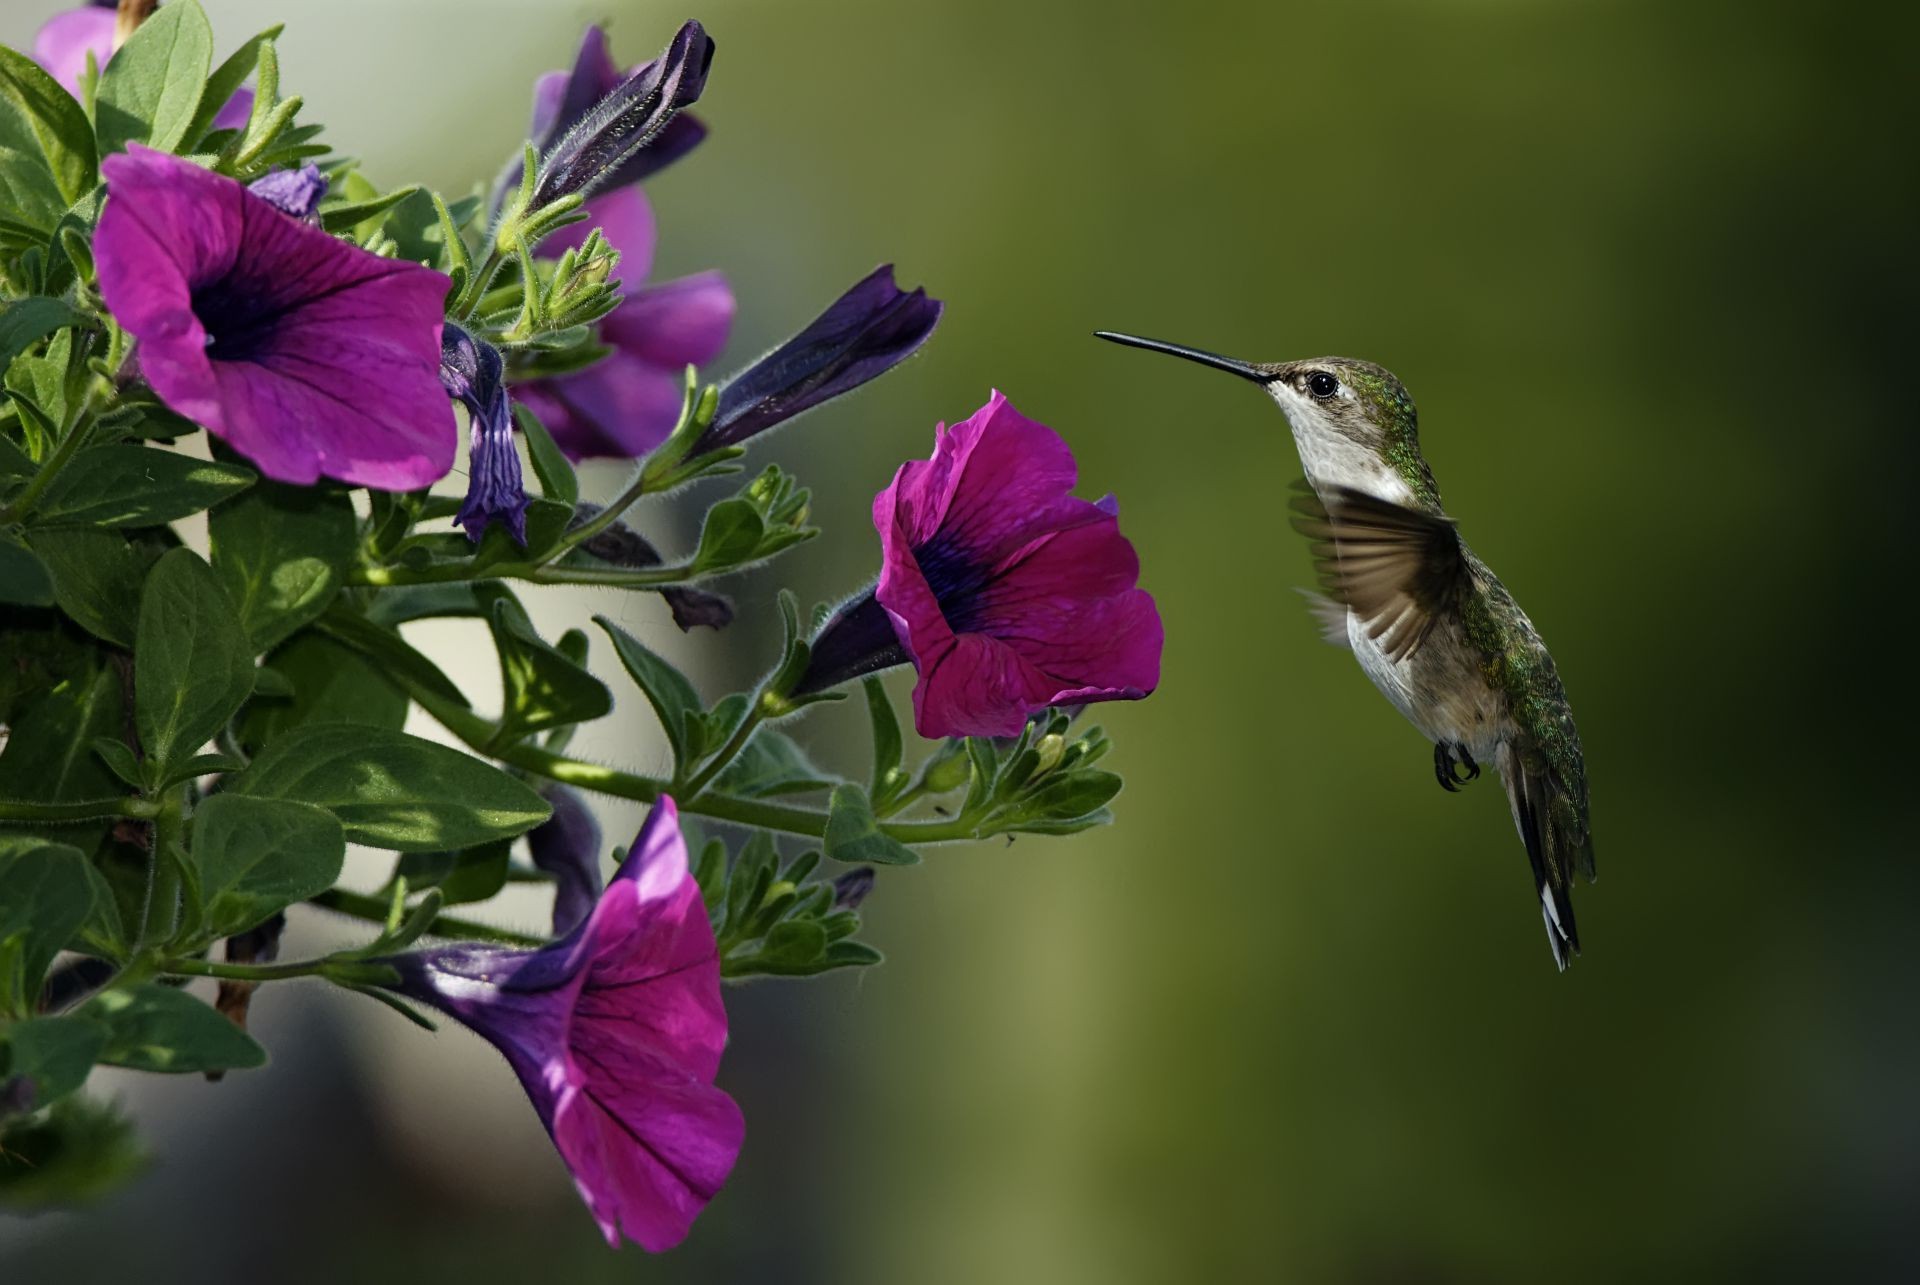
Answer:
[1097, 331, 1594, 969]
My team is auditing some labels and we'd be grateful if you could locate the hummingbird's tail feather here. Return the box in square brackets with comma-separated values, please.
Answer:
[1497, 743, 1583, 971]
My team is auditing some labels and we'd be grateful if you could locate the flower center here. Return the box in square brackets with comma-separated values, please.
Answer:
[190, 273, 283, 362]
[914, 535, 993, 632]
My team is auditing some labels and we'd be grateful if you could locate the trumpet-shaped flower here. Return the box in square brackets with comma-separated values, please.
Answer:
[94, 147, 455, 489]
[379, 798, 741, 1251]
[801, 392, 1162, 737]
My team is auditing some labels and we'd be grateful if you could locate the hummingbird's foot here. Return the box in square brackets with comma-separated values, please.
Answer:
[1434, 742, 1480, 792]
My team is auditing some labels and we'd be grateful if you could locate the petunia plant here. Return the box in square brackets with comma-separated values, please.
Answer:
[0, 2, 1162, 1250]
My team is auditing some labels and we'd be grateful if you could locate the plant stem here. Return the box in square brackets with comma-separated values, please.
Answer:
[161, 956, 330, 983]
[137, 790, 184, 953]
[347, 558, 704, 589]
[680, 695, 771, 799]
[0, 410, 94, 525]
[397, 669, 983, 845]
[0, 795, 158, 823]
[307, 888, 547, 949]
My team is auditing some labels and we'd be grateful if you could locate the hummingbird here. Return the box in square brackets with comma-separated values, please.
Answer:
[1096, 331, 1594, 969]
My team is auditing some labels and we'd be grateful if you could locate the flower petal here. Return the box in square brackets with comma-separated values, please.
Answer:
[602, 271, 733, 367]
[516, 349, 688, 460]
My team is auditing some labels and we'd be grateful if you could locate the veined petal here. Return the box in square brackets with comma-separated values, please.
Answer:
[603, 272, 734, 368]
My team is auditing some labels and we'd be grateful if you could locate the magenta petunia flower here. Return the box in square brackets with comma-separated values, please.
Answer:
[513, 169, 733, 462]
[94, 146, 457, 489]
[34, 3, 253, 131]
[381, 797, 742, 1251]
[800, 392, 1163, 737]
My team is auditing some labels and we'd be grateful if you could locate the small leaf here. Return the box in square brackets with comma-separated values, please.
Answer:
[0, 1015, 106, 1106]
[31, 445, 254, 528]
[317, 184, 421, 234]
[0, 48, 99, 205]
[134, 549, 255, 774]
[181, 22, 282, 146]
[314, 607, 468, 709]
[515, 403, 577, 505]
[691, 498, 765, 570]
[482, 586, 611, 742]
[0, 534, 53, 607]
[0, 836, 95, 1019]
[90, 737, 143, 790]
[0, 296, 84, 372]
[208, 478, 356, 652]
[823, 784, 920, 867]
[711, 729, 837, 798]
[88, 983, 266, 1074]
[394, 840, 510, 906]
[233, 724, 550, 852]
[94, 0, 216, 155]
[25, 526, 175, 647]
[193, 794, 345, 937]
[238, 631, 408, 753]
[595, 615, 702, 773]
[863, 677, 903, 797]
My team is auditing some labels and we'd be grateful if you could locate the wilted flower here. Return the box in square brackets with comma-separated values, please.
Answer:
[694, 264, 942, 453]
[380, 797, 742, 1251]
[95, 147, 455, 489]
[528, 20, 715, 212]
[34, 2, 252, 130]
[516, 188, 733, 459]
[439, 323, 529, 543]
[799, 392, 1162, 738]
[527, 786, 604, 936]
[575, 506, 735, 631]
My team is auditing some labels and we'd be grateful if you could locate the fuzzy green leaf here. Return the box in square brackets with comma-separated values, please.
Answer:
[0, 836, 94, 1019]
[94, 0, 216, 155]
[208, 479, 356, 652]
[89, 983, 265, 1074]
[31, 446, 254, 529]
[193, 794, 345, 938]
[134, 549, 255, 774]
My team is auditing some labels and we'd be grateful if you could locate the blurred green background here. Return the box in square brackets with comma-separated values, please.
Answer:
[4, 1, 1917, 1281]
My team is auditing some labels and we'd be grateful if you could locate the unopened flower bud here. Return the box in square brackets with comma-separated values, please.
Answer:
[1033, 733, 1066, 774]
[832, 866, 876, 909]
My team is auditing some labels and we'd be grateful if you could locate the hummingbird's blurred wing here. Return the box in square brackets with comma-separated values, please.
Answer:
[1288, 482, 1468, 663]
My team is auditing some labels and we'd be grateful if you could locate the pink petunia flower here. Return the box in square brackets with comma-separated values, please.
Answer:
[799, 392, 1164, 737]
[380, 797, 743, 1251]
[94, 146, 456, 489]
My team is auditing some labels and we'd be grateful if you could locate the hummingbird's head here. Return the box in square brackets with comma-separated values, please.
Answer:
[1094, 332, 1430, 501]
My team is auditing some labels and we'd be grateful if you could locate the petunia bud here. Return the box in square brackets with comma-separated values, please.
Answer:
[529, 20, 715, 214]
[696, 265, 942, 453]
[247, 163, 327, 222]
[574, 504, 737, 631]
[831, 866, 876, 910]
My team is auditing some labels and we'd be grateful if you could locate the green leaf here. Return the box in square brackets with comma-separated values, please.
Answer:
[26, 526, 175, 646]
[0, 296, 84, 372]
[394, 839, 511, 906]
[181, 22, 282, 147]
[318, 183, 421, 234]
[0, 533, 53, 607]
[94, 0, 216, 155]
[482, 586, 611, 742]
[88, 983, 266, 1074]
[315, 606, 468, 710]
[0, 1096, 146, 1209]
[514, 402, 578, 505]
[1, 1015, 106, 1107]
[30, 445, 254, 528]
[233, 724, 551, 852]
[90, 737, 143, 789]
[208, 479, 355, 652]
[595, 615, 702, 773]
[192, 794, 344, 937]
[712, 729, 837, 798]
[0, 836, 94, 1018]
[0, 46, 98, 205]
[863, 677, 904, 798]
[691, 497, 765, 570]
[135, 548, 255, 774]
[237, 631, 407, 753]
[823, 784, 920, 867]
[0, 664, 126, 852]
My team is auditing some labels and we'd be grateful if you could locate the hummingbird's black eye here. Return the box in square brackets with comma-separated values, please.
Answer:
[1306, 371, 1339, 399]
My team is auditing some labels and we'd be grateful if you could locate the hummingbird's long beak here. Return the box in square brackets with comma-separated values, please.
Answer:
[1094, 331, 1270, 383]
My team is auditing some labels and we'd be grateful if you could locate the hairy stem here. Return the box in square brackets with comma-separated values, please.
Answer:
[0, 795, 158, 823]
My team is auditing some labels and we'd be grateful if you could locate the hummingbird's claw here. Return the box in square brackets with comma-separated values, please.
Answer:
[1434, 742, 1480, 792]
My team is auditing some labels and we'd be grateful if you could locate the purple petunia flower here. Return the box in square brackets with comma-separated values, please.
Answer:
[694, 265, 943, 454]
[95, 147, 457, 490]
[800, 392, 1163, 738]
[509, 38, 733, 461]
[439, 323, 530, 543]
[380, 797, 742, 1251]
[34, 3, 253, 131]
